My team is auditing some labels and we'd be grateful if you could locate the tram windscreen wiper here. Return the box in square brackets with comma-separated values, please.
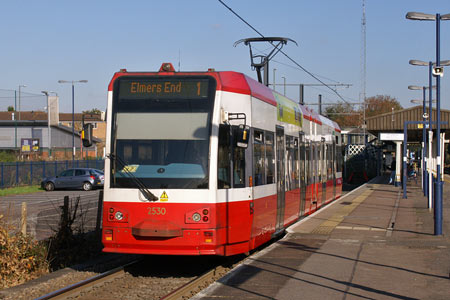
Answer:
[108, 153, 159, 201]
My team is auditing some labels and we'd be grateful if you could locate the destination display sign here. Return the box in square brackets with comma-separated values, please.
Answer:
[118, 78, 209, 99]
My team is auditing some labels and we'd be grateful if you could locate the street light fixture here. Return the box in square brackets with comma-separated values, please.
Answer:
[410, 99, 436, 104]
[58, 80, 88, 160]
[41, 91, 57, 159]
[409, 59, 450, 66]
[406, 12, 450, 21]
[408, 85, 436, 90]
[406, 11, 450, 236]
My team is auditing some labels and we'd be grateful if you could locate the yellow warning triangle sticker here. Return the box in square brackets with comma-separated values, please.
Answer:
[160, 191, 169, 202]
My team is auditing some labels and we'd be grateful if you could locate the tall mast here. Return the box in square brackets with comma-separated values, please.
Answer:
[360, 0, 367, 143]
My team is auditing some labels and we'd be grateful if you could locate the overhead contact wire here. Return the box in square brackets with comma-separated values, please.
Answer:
[218, 0, 354, 105]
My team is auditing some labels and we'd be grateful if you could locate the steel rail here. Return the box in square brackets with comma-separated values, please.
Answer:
[160, 265, 229, 300]
[34, 260, 139, 300]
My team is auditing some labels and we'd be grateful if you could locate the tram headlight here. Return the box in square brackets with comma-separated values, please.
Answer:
[107, 207, 128, 223]
[115, 211, 124, 221]
[192, 213, 202, 222]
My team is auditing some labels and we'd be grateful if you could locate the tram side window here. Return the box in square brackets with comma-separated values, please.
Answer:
[218, 125, 231, 189]
[285, 136, 293, 191]
[285, 136, 299, 191]
[327, 144, 331, 180]
[336, 136, 342, 173]
[253, 130, 265, 186]
[330, 144, 334, 179]
[265, 132, 275, 184]
[232, 126, 246, 187]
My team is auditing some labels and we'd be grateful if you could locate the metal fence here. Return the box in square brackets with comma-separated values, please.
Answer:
[0, 159, 104, 188]
[0, 191, 102, 241]
[344, 144, 382, 185]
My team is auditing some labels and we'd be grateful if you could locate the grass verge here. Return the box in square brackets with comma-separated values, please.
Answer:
[0, 185, 43, 197]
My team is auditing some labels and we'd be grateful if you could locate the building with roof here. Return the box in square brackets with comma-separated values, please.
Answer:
[0, 107, 105, 160]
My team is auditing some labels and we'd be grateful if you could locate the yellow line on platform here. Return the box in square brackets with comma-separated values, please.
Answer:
[311, 189, 373, 235]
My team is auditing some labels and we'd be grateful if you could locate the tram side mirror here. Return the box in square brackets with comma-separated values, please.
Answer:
[82, 123, 93, 147]
[236, 125, 250, 148]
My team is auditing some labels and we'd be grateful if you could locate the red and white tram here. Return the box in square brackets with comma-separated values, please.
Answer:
[102, 63, 343, 256]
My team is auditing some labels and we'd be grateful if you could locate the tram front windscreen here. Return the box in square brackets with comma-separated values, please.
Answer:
[110, 76, 216, 189]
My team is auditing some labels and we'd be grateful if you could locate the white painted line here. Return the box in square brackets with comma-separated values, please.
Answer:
[371, 228, 386, 232]
[335, 226, 353, 230]
[353, 226, 370, 231]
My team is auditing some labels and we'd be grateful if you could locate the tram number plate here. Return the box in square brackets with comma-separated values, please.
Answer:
[147, 207, 166, 216]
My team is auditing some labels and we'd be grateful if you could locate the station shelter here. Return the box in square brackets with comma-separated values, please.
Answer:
[365, 105, 450, 187]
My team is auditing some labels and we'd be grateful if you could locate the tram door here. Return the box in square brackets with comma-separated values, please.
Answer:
[322, 142, 327, 204]
[275, 126, 286, 233]
[312, 143, 318, 209]
[299, 133, 306, 216]
[332, 139, 336, 200]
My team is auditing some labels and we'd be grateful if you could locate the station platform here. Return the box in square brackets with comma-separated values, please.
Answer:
[194, 174, 450, 300]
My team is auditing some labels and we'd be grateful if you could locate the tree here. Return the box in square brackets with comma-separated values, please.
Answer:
[325, 95, 402, 127]
[82, 108, 101, 115]
[324, 103, 359, 127]
[364, 95, 402, 118]
[7, 106, 14, 112]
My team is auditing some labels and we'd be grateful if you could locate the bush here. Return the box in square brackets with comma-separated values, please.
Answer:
[0, 215, 49, 289]
[0, 197, 103, 289]
[0, 151, 17, 163]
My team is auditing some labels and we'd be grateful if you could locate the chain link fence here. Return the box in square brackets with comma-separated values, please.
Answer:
[0, 88, 47, 113]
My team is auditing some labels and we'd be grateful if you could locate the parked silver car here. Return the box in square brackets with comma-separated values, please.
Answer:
[41, 168, 104, 191]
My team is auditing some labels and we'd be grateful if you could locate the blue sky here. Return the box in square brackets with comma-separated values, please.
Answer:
[1, 0, 450, 113]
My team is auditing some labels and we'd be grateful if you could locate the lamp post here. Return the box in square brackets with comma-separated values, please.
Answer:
[282, 76, 286, 96]
[406, 11, 450, 236]
[14, 90, 17, 149]
[408, 85, 436, 198]
[409, 60, 450, 209]
[41, 91, 57, 158]
[58, 80, 88, 160]
[18, 85, 26, 121]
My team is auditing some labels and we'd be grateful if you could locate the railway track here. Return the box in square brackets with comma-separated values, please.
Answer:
[160, 264, 232, 300]
[35, 260, 140, 300]
[33, 255, 244, 300]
